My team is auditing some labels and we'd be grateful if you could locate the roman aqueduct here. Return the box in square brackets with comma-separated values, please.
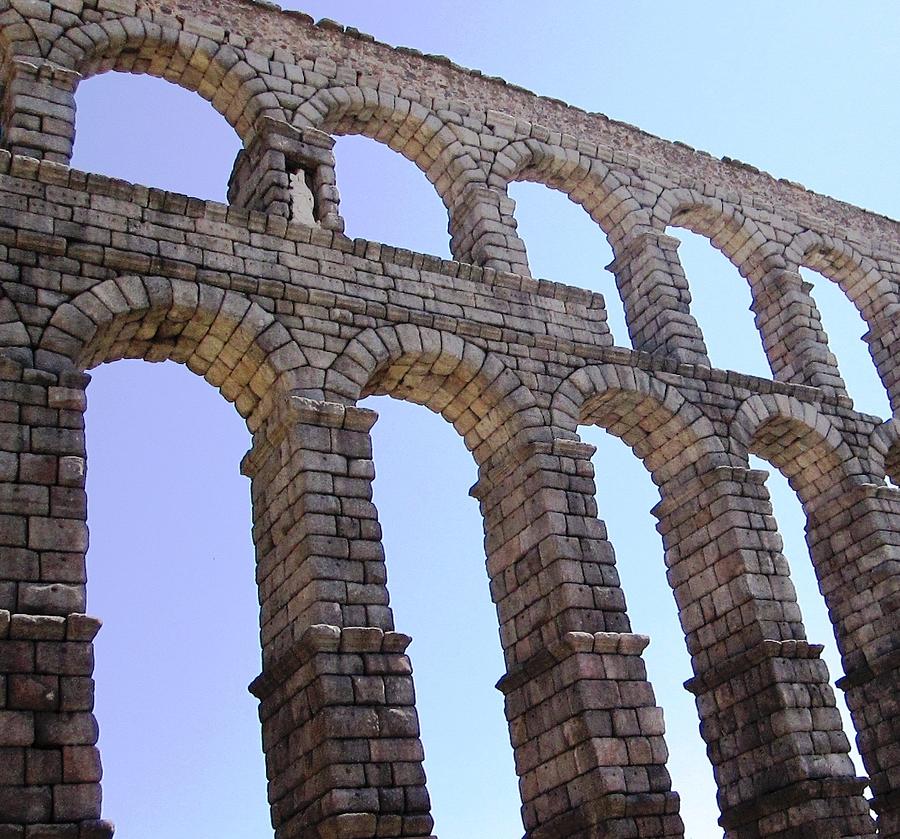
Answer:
[0, 1, 897, 837]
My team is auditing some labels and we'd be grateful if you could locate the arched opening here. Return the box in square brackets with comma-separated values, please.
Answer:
[747, 453, 866, 777]
[509, 181, 628, 345]
[799, 266, 890, 417]
[735, 398, 878, 808]
[333, 134, 452, 257]
[71, 73, 242, 201]
[556, 367, 743, 836]
[62, 66, 278, 835]
[362, 394, 522, 836]
[665, 226, 770, 377]
[557, 368, 873, 834]
[85, 360, 269, 837]
[581, 424, 720, 835]
[326, 325, 538, 835]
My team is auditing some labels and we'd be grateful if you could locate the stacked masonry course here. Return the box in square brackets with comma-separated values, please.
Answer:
[0, 0, 897, 836]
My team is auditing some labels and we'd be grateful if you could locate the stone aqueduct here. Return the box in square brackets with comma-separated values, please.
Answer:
[0, 1, 897, 837]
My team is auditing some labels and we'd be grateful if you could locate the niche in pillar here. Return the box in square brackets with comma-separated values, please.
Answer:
[227, 116, 344, 231]
[288, 168, 317, 226]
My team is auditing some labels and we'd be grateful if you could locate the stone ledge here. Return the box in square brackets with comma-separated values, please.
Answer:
[871, 788, 900, 815]
[836, 643, 900, 690]
[684, 639, 824, 696]
[313, 812, 434, 839]
[248, 624, 412, 700]
[650, 465, 767, 523]
[7, 56, 82, 89]
[807, 480, 900, 524]
[470, 437, 594, 498]
[0, 820, 113, 839]
[605, 230, 683, 274]
[496, 630, 650, 695]
[0, 611, 101, 642]
[0, 353, 91, 389]
[240, 396, 378, 477]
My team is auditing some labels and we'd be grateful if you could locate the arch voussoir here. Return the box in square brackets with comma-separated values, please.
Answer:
[731, 392, 865, 496]
[37, 276, 306, 429]
[325, 324, 542, 465]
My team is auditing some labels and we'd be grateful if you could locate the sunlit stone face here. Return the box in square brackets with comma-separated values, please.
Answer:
[2, 2, 894, 837]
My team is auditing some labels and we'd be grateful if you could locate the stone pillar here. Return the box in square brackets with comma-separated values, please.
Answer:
[472, 436, 684, 839]
[0, 357, 113, 837]
[228, 116, 344, 231]
[0, 58, 80, 165]
[751, 269, 848, 396]
[606, 230, 710, 366]
[862, 311, 900, 415]
[805, 482, 900, 838]
[241, 395, 434, 839]
[653, 466, 874, 839]
[448, 185, 531, 276]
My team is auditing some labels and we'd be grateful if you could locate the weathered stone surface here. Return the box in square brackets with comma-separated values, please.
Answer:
[0, 1, 896, 837]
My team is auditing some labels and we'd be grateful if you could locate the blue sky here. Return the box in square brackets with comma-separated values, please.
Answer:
[68, 3, 899, 837]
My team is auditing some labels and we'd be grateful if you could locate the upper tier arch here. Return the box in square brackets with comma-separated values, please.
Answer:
[47, 15, 276, 143]
[293, 85, 485, 210]
[489, 137, 651, 245]
[790, 229, 899, 325]
[654, 190, 785, 284]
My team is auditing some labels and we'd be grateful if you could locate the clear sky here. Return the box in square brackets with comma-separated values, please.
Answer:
[68, 3, 900, 838]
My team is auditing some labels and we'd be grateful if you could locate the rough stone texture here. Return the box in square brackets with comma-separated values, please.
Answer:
[0, 1, 897, 838]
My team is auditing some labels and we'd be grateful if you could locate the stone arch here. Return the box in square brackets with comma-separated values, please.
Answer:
[788, 231, 900, 408]
[650, 192, 855, 391]
[731, 393, 868, 505]
[552, 362, 732, 484]
[790, 230, 896, 321]
[325, 323, 546, 464]
[46, 16, 281, 144]
[654, 190, 784, 284]
[731, 390, 900, 814]
[293, 85, 485, 211]
[492, 141, 686, 356]
[0, 1, 38, 60]
[36, 276, 307, 431]
[489, 137, 651, 245]
[548, 364, 853, 832]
